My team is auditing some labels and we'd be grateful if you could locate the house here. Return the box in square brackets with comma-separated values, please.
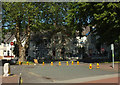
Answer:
[28, 28, 81, 60]
[0, 33, 16, 60]
[80, 26, 111, 59]
[0, 32, 26, 60]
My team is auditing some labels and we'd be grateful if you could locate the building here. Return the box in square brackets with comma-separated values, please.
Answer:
[28, 28, 80, 60]
[0, 33, 16, 60]
[0, 32, 26, 60]
[79, 26, 111, 59]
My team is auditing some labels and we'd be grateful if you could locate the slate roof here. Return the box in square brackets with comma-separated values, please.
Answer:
[3, 32, 26, 44]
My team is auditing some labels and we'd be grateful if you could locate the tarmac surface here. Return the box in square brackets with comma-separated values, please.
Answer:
[1, 62, 120, 84]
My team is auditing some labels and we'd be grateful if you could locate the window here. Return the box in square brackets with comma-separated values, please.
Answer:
[4, 44, 6, 47]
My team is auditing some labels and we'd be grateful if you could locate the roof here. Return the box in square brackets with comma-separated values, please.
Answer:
[82, 26, 90, 36]
[4, 32, 26, 43]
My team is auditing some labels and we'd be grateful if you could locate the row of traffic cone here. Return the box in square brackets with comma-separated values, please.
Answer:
[42, 61, 80, 66]
[19, 61, 29, 65]
[89, 63, 100, 69]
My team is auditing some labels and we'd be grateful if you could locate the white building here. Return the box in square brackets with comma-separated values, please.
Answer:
[0, 34, 16, 60]
[0, 33, 26, 60]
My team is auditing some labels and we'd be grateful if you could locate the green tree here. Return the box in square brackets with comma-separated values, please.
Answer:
[66, 2, 120, 45]
[2, 2, 40, 62]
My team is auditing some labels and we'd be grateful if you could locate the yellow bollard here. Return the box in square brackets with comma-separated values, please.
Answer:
[72, 61, 74, 65]
[8, 64, 11, 75]
[59, 62, 61, 66]
[43, 62, 45, 65]
[51, 62, 53, 66]
[19, 73, 23, 84]
[27, 61, 29, 65]
[89, 64, 92, 69]
[97, 63, 100, 68]
[77, 61, 79, 65]
[66, 61, 69, 66]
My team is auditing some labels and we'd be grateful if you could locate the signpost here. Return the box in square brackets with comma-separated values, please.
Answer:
[111, 44, 114, 68]
[10, 42, 14, 57]
[101, 48, 105, 52]
[10, 42, 14, 46]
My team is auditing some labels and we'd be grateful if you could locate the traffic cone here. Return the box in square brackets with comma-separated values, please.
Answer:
[66, 61, 69, 66]
[19, 61, 21, 65]
[89, 64, 92, 69]
[97, 63, 100, 68]
[59, 62, 61, 66]
[72, 61, 74, 65]
[27, 61, 29, 65]
[77, 61, 79, 65]
[43, 62, 45, 65]
[51, 62, 53, 66]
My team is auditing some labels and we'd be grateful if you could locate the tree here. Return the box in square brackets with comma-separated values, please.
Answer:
[92, 3, 120, 45]
[2, 2, 40, 62]
[66, 2, 94, 36]
[66, 2, 120, 45]
[2, 2, 70, 61]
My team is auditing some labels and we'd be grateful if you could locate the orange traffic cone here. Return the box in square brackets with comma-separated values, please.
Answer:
[27, 61, 29, 65]
[19, 61, 21, 65]
[77, 61, 79, 65]
[43, 62, 45, 65]
[89, 64, 92, 69]
[72, 61, 74, 65]
[59, 62, 61, 66]
[66, 61, 69, 66]
[97, 63, 100, 68]
[51, 62, 53, 66]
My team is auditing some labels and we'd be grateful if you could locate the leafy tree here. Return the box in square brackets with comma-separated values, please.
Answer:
[92, 2, 120, 45]
[2, 2, 40, 62]
[66, 2, 120, 45]
[2, 2, 70, 61]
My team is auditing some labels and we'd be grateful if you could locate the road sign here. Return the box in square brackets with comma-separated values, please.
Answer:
[101, 48, 105, 51]
[10, 42, 14, 46]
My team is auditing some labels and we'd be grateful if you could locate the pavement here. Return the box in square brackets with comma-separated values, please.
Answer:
[1, 62, 120, 84]
[2, 74, 19, 83]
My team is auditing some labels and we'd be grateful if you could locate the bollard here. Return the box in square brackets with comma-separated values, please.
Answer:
[89, 64, 92, 69]
[3, 63, 10, 77]
[77, 61, 79, 65]
[18, 73, 23, 85]
[97, 63, 100, 68]
[43, 62, 45, 65]
[72, 61, 74, 65]
[66, 61, 69, 66]
[59, 62, 61, 66]
[51, 62, 53, 66]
